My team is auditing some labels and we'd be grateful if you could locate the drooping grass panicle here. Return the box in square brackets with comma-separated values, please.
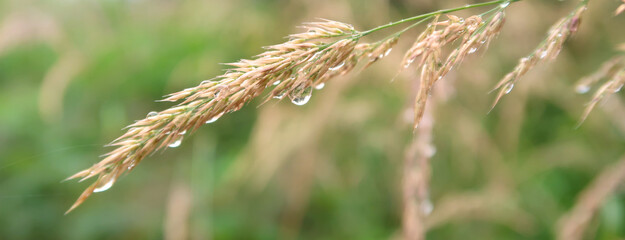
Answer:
[490, 1, 589, 110]
[64, 19, 365, 214]
[65, 0, 520, 214]
[575, 55, 625, 124]
[402, 7, 507, 128]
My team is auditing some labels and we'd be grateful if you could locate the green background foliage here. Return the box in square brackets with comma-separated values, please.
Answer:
[1, 0, 624, 239]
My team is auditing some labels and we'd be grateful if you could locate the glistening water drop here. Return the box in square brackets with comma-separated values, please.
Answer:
[94, 178, 115, 193]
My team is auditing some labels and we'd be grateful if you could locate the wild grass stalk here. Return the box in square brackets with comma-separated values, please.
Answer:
[63, 4, 625, 240]
[66, 0, 516, 214]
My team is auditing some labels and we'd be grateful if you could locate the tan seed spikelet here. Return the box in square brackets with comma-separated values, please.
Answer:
[363, 36, 399, 68]
[616, 0, 625, 15]
[403, 12, 506, 128]
[490, 3, 588, 110]
[575, 56, 624, 94]
[576, 56, 625, 124]
[65, 19, 365, 213]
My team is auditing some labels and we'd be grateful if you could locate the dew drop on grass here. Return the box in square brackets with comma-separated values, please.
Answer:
[273, 80, 281, 86]
[404, 59, 415, 69]
[468, 47, 477, 54]
[421, 198, 434, 216]
[168, 138, 183, 148]
[147, 111, 158, 117]
[179, 130, 187, 135]
[576, 84, 590, 94]
[127, 162, 136, 170]
[205, 113, 223, 124]
[499, 1, 510, 8]
[94, 178, 115, 193]
[273, 91, 286, 99]
[504, 83, 514, 94]
[314, 83, 325, 90]
[329, 62, 345, 71]
[539, 50, 548, 59]
[290, 86, 313, 106]
[384, 48, 392, 57]
[615, 84, 623, 93]
[424, 144, 437, 157]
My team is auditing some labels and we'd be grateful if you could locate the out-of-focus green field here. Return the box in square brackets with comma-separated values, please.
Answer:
[1, 0, 624, 239]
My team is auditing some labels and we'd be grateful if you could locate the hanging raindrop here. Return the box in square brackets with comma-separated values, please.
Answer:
[290, 86, 313, 106]
[314, 83, 325, 90]
[504, 83, 514, 94]
[273, 91, 286, 99]
[575, 84, 590, 94]
[94, 178, 115, 193]
[384, 48, 392, 57]
[614, 83, 624, 93]
[205, 113, 223, 124]
[168, 138, 183, 148]
[421, 198, 434, 216]
[329, 62, 345, 71]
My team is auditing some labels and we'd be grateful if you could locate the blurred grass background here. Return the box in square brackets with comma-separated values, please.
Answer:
[1, 0, 625, 239]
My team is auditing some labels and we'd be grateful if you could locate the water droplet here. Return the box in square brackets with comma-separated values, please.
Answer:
[200, 80, 212, 85]
[421, 198, 434, 216]
[273, 91, 286, 99]
[94, 178, 115, 193]
[504, 83, 514, 94]
[290, 86, 313, 106]
[273, 80, 281, 86]
[179, 130, 187, 135]
[384, 48, 392, 57]
[308, 52, 322, 62]
[404, 59, 415, 69]
[615, 84, 624, 93]
[575, 84, 590, 94]
[205, 113, 223, 124]
[147, 111, 158, 117]
[315, 83, 325, 90]
[539, 50, 548, 59]
[468, 47, 477, 54]
[329, 62, 345, 71]
[499, 1, 510, 8]
[424, 144, 437, 157]
[168, 138, 183, 148]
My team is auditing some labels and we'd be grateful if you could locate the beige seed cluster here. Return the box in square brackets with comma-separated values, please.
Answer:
[402, 12, 506, 128]
[491, 3, 587, 109]
[66, 2, 525, 213]
[64, 19, 371, 213]
[576, 55, 625, 123]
